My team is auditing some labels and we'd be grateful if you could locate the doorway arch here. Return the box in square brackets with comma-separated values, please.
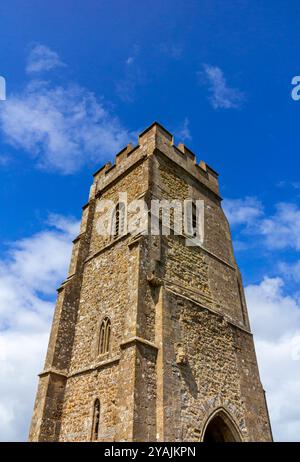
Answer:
[202, 408, 242, 442]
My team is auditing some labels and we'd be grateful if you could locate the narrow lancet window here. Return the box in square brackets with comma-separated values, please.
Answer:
[91, 399, 100, 441]
[113, 202, 125, 238]
[98, 317, 111, 354]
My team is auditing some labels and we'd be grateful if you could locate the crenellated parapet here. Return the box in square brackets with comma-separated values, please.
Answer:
[89, 122, 220, 200]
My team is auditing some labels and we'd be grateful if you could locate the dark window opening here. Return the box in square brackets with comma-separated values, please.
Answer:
[92, 399, 100, 441]
[113, 202, 125, 238]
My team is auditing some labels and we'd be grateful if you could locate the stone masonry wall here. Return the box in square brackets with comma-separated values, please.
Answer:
[59, 364, 119, 441]
[162, 291, 247, 441]
[155, 153, 245, 325]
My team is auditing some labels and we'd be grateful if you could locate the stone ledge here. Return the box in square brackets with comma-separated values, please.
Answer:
[85, 232, 131, 264]
[56, 272, 76, 292]
[127, 233, 146, 248]
[69, 355, 120, 378]
[38, 367, 68, 378]
[72, 231, 85, 244]
[120, 336, 158, 351]
[200, 245, 236, 271]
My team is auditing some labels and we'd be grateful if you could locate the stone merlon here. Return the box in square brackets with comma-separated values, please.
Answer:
[91, 122, 220, 199]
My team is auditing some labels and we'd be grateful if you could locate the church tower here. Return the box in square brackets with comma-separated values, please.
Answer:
[29, 122, 272, 442]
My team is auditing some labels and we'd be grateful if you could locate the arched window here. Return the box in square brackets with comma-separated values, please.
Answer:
[91, 399, 100, 441]
[98, 317, 111, 355]
[113, 202, 125, 239]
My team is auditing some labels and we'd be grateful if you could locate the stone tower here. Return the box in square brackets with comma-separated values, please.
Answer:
[29, 122, 272, 442]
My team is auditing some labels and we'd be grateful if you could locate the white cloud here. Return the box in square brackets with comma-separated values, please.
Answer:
[259, 203, 300, 250]
[223, 196, 263, 226]
[225, 196, 300, 440]
[0, 215, 79, 441]
[246, 277, 300, 441]
[246, 277, 300, 341]
[200, 64, 245, 109]
[0, 79, 131, 174]
[224, 198, 300, 252]
[26, 44, 65, 74]
[0, 45, 133, 174]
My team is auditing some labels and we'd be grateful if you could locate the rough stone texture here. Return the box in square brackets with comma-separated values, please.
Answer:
[29, 122, 272, 442]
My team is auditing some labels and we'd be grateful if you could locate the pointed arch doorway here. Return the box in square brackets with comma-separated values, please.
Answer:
[202, 409, 242, 442]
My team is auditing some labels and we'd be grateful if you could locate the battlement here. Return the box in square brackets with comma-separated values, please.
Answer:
[91, 122, 220, 198]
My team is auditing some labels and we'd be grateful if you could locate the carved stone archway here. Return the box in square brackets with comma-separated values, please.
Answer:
[202, 408, 242, 442]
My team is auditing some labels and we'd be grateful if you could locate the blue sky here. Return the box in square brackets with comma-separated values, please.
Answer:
[0, 0, 300, 441]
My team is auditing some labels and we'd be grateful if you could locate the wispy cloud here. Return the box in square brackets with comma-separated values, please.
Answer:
[259, 203, 300, 251]
[160, 43, 183, 60]
[199, 64, 245, 109]
[0, 46, 132, 174]
[278, 260, 300, 282]
[225, 198, 300, 252]
[115, 45, 146, 102]
[174, 117, 192, 142]
[26, 44, 65, 74]
[0, 215, 79, 441]
[0, 76, 6, 101]
[115, 73, 142, 103]
[126, 56, 135, 65]
[277, 180, 300, 190]
[223, 196, 263, 226]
